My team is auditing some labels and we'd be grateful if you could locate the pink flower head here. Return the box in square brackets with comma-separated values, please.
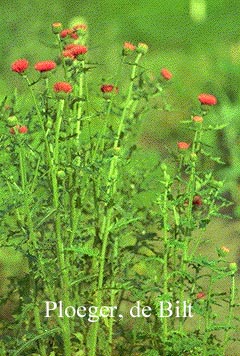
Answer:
[11, 59, 29, 73]
[161, 68, 172, 80]
[53, 82, 72, 93]
[34, 60, 56, 72]
[196, 291, 205, 299]
[177, 141, 190, 150]
[198, 93, 217, 106]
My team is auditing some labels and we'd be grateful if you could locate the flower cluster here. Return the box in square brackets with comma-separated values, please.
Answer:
[58, 23, 87, 40]
[62, 44, 88, 60]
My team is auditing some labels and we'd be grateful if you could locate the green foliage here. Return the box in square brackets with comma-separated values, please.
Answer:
[0, 23, 238, 356]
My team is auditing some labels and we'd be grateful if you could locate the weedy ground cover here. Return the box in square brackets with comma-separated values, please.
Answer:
[0, 22, 239, 356]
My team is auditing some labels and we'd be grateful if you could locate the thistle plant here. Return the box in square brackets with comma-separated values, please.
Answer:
[0, 21, 238, 356]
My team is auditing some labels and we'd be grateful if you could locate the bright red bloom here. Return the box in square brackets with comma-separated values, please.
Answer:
[196, 291, 205, 299]
[192, 195, 202, 206]
[18, 125, 28, 134]
[63, 44, 88, 59]
[177, 141, 190, 150]
[161, 68, 172, 80]
[124, 42, 136, 51]
[60, 28, 72, 38]
[34, 60, 56, 72]
[100, 84, 116, 93]
[11, 59, 29, 73]
[198, 93, 217, 106]
[62, 50, 75, 60]
[53, 82, 72, 93]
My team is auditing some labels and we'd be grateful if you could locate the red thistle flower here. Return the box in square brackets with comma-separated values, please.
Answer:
[192, 115, 203, 123]
[68, 45, 87, 56]
[18, 125, 28, 134]
[60, 28, 78, 39]
[53, 82, 72, 93]
[34, 60, 56, 72]
[60, 28, 72, 38]
[62, 50, 75, 60]
[100, 84, 119, 95]
[100, 84, 114, 93]
[196, 291, 205, 299]
[161, 68, 172, 80]
[198, 93, 217, 106]
[70, 32, 79, 40]
[177, 141, 190, 150]
[123, 42, 136, 55]
[63, 44, 88, 59]
[192, 195, 202, 206]
[11, 59, 29, 73]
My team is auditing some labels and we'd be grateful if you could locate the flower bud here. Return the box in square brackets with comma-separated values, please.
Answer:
[217, 246, 230, 258]
[136, 42, 148, 55]
[57, 170, 66, 179]
[7, 115, 18, 126]
[192, 115, 203, 123]
[229, 262, 238, 274]
[52, 22, 63, 34]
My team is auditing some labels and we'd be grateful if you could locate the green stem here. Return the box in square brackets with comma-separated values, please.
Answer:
[51, 99, 72, 356]
[89, 52, 142, 356]
[19, 141, 47, 356]
[162, 172, 171, 344]
[24, 75, 52, 170]
[76, 60, 85, 141]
